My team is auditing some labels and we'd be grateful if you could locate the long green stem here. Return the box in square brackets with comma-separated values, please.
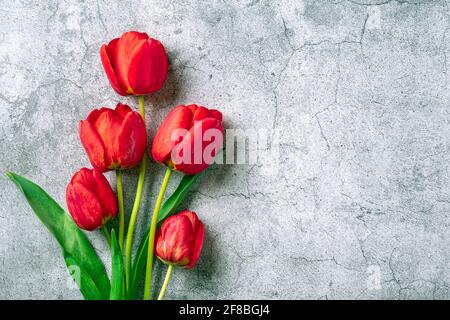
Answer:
[157, 264, 173, 300]
[125, 95, 147, 290]
[143, 167, 172, 300]
[102, 225, 111, 246]
[116, 170, 124, 250]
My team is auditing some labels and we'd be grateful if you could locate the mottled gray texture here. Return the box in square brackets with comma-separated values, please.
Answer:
[1, 0, 450, 300]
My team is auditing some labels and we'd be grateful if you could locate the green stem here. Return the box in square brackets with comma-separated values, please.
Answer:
[125, 95, 147, 290]
[102, 225, 111, 246]
[143, 167, 172, 300]
[116, 170, 124, 250]
[138, 95, 145, 117]
[157, 264, 173, 300]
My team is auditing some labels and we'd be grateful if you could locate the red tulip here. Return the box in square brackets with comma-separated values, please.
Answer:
[66, 168, 118, 231]
[79, 103, 147, 173]
[155, 211, 205, 269]
[151, 104, 223, 175]
[100, 31, 168, 96]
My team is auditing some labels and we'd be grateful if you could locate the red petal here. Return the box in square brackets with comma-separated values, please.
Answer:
[66, 181, 103, 231]
[106, 38, 119, 69]
[179, 210, 199, 226]
[117, 110, 147, 168]
[92, 108, 123, 168]
[186, 217, 204, 269]
[115, 32, 149, 94]
[92, 170, 118, 219]
[79, 120, 108, 172]
[189, 105, 222, 122]
[167, 215, 194, 264]
[155, 229, 165, 259]
[115, 103, 132, 119]
[100, 40, 127, 96]
[85, 108, 103, 123]
[70, 168, 97, 189]
[151, 105, 193, 164]
[192, 106, 211, 122]
[209, 109, 222, 121]
[127, 38, 168, 95]
[186, 105, 198, 116]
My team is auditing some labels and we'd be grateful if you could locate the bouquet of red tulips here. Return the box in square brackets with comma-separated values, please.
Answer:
[6, 31, 223, 300]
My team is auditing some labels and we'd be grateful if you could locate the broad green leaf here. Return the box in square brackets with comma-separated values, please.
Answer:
[63, 251, 103, 300]
[128, 173, 200, 299]
[6, 172, 110, 299]
[110, 230, 124, 300]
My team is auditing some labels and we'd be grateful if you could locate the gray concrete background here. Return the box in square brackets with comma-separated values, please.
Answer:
[1, 0, 450, 299]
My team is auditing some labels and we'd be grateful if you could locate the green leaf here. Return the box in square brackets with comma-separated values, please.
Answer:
[110, 230, 124, 300]
[63, 251, 104, 300]
[158, 173, 200, 224]
[127, 231, 149, 299]
[6, 172, 110, 299]
[127, 173, 200, 299]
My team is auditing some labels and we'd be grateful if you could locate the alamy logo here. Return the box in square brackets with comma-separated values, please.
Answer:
[169, 123, 280, 176]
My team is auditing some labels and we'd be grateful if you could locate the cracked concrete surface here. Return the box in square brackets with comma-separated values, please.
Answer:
[1, 0, 450, 299]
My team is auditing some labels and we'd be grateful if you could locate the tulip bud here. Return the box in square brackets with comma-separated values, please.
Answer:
[155, 211, 205, 269]
[79, 103, 147, 173]
[151, 104, 223, 175]
[100, 31, 168, 96]
[66, 168, 118, 231]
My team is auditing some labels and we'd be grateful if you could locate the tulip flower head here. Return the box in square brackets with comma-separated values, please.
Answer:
[100, 31, 168, 96]
[66, 168, 118, 231]
[152, 104, 223, 175]
[155, 211, 205, 269]
[79, 103, 148, 173]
